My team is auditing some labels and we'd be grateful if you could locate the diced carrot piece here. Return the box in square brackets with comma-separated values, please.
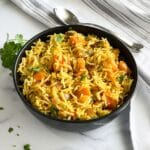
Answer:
[78, 95, 89, 103]
[75, 87, 91, 97]
[106, 96, 117, 110]
[69, 35, 78, 45]
[74, 58, 86, 76]
[34, 71, 45, 81]
[118, 61, 131, 74]
[79, 87, 91, 96]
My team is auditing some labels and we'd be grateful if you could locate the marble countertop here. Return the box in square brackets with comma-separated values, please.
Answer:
[0, 1, 134, 150]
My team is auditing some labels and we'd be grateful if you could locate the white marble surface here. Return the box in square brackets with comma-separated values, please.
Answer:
[0, 0, 138, 149]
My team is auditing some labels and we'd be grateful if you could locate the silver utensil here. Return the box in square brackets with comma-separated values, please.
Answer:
[53, 7, 143, 53]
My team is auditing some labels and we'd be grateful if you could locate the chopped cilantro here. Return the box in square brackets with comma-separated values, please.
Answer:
[0, 107, 4, 110]
[8, 127, 13, 133]
[80, 74, 87, 81]
[49, 105, 59, 118]
[55, 34, 64, 43]
[0, 34, 26, 70]
[30, 66, 40, 72]
[118, 75, 125, 83]
[24, 144, 31, 150]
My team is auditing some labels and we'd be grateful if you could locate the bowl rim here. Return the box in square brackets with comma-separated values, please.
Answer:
[13, 24, 138, 124]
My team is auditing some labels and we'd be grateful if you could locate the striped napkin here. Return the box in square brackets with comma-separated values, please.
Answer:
[10, 0, 150, 149]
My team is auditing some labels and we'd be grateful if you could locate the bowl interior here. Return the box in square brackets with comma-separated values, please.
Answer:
[13, 25, 137, 124]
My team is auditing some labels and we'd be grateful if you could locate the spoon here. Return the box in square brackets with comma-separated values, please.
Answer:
[53, 7, 143, 53]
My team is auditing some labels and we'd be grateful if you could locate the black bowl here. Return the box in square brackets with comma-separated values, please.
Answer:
[13, 25, 137, 131]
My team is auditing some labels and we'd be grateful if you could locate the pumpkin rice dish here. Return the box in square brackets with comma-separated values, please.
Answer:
[18, 30, 133, 121]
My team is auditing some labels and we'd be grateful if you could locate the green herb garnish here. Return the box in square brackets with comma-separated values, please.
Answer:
[49, 105, 59, 118]
[8, 127, 14, 133]
[0, 34, 26, 70]
[24, 144, 31, 150]
[30, 66, 40, 72]
[0, 107, 4, 110]
[118, 74, 125, 83]
[55, 34, 64, 43]
[80, 74, 87, 81]
[14, 34, 26, 46]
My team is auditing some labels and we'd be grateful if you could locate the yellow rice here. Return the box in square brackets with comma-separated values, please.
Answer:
[18, 30, 133, 120]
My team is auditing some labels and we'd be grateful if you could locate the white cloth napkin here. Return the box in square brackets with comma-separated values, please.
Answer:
[10, 0, 150, 149]
[130, 77, 150, 150]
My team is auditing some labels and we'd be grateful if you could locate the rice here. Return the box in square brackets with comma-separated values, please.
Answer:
[18, 30, 133, 120]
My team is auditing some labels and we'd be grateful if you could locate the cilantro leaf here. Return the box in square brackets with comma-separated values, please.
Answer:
[0, 42, 22, 70]
[14, 34, 26, 45]
[0, 34, 26, 71]
[29, 66, 41, 72]
[80, 73, 87, 81]
[49, 105, 59, 118]
[0, 107, 4, 110]
[8, 127, 14, 133]
[55, 34, 64, 43]
[118, 75, 125, 83]
[24, 144, 31, 150]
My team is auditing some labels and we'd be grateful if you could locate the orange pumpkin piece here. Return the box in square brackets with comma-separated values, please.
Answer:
[75, 58, 86, 76]
[79, 87, 91, 96]
[106, 96, 117, 110]
[118, 61, 131, 74]
[77, 58, 85, 70]
[78, 95, 89, 103]
[75, 87, 91, 97]
[34, 71, 45, 81]
[69, 35, 78, 45]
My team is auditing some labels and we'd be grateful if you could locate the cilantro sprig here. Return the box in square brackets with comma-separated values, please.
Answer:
[0, 34, 26, 70]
